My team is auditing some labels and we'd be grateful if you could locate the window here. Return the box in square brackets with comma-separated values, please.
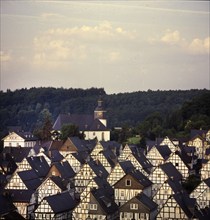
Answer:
[130, 203, 138, 210]
[89, 204, 97, 210]
[125, 179, 131, 186]
[175, 163, 179, 167]
[120, 191, 124, 197]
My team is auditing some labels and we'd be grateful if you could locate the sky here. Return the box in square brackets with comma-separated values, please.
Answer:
[0, 1, 209, 94]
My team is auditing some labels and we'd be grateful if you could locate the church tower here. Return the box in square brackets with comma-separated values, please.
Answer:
[94, 96, 107, 127]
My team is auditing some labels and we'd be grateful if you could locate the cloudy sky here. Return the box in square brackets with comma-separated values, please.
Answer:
[1, 1, 209, 94]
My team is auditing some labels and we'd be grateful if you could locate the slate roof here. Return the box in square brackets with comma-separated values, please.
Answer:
[45, 191, 77, 213]
[18, 170, 42, 190]
[190, 129, 208, 139]
[173, 192, 196, 219]
[27, 156, 50, 178]
[92, 176, 114, 194]
[130, 169, 153, 188]
[131, 147, 153, 174]
[90, 187, 118, 215]
[156, 145, 172, 160]
[53, 161, 75, 179]
[68, 136, 96, 152]
[114, 169, 152, 189]
[160, 162, 183, 181]
[53, 113, 109, 131]
[88, 160, 109, 179]
[100, 141, 121, 156]
[6, 189, 34, 203]
[3, 147, 32, 163]
[45, 150, 64, 163]
[102, 149, 118, 168]
[204, 177, 210, 187]
[167, 179, 186, 194]
[119, 192, 157, 213]
[119, 161, 136, 174]
[135, 192, 158, 211]
[70, 152, 89, 164]
[50, 176, 68, 190]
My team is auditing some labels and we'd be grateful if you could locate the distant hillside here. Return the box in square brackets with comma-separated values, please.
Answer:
[0, 87, 209, 139]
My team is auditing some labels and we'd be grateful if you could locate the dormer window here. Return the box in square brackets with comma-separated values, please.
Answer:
[89, 204, 97, 210]
[125, 179, 131, 186]
[130, 203, 138, 210]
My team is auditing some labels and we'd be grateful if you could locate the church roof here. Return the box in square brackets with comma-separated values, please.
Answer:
[53, 113, 109, 131]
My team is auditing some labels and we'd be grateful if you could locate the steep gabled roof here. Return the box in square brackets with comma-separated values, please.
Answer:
[45, 150, 64, 163]
[173, 192, 196, 219]
[160, 162, 183, 181]
[27, 156, 50, 178]
[88, 160, 109, 179]
[53, 113, 93, 130]
[90, 188, 118, 215]
[3, 147, 32, 163]
[53, 113, 109, 132]
[101, 149, 118, 168]
[114, 170, 152, 189]
[119, 192, 157, 213]
[190, 129, 208, 139]
[6, 189, 34, 203]
[52, 161, 75, 179]
[156, 145, 172, 160]
[18, 170, 42, 190]
[204, 177, 210, 187]
[45, 192, 77, 213]
[119, 161, 136, 174]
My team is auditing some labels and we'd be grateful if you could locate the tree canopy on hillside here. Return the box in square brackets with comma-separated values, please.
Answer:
[0, 87, 209, 141]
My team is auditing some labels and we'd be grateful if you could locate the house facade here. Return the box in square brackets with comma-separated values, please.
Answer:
[3, 131, 37, 148]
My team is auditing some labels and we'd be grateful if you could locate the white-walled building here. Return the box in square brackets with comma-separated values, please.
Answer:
[52, 97, 110, 141]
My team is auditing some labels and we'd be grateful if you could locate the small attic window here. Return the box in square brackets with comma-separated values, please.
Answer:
[125, 179, 131, 186]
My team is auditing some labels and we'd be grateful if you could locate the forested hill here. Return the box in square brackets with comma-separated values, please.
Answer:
[0, 87, 209, 139]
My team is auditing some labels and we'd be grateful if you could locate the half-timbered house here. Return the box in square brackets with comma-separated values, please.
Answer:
[34, 191, 77, 220]
[149, 162, 183, 196]
[190, 177, 210, 209]
[146, 145, 171, 167]
[36, 176, 67, 203]
[200, 159, 210, 180]
[156, 192, 197, 219]
[156, 136, 177, 153]
[114, 169, 152, 206]
[166, 151, 190, 179]
[119, 192, 157, 220]
[107, 161, 136, 186]
[2, 131, 37, 148]
[74, 159, 109, 193]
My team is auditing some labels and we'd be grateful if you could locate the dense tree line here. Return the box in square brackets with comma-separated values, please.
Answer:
[0, 87, 209, 142]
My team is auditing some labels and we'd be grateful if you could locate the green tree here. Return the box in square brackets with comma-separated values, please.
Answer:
[33, 108, 53, 140]
[60, 123, 83, 140]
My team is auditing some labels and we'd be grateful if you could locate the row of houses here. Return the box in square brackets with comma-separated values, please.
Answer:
[0, 128, 210, 219]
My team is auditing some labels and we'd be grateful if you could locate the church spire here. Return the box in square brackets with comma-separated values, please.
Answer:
[94, 96, 107, 127]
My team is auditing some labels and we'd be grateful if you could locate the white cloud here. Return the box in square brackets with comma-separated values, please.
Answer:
[188, 37, 210, 54]
[0, 51, 12, 62]
[32, 21, 135, 67]
[149, 29, 209, 55]
[161, 29, 182, 45]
